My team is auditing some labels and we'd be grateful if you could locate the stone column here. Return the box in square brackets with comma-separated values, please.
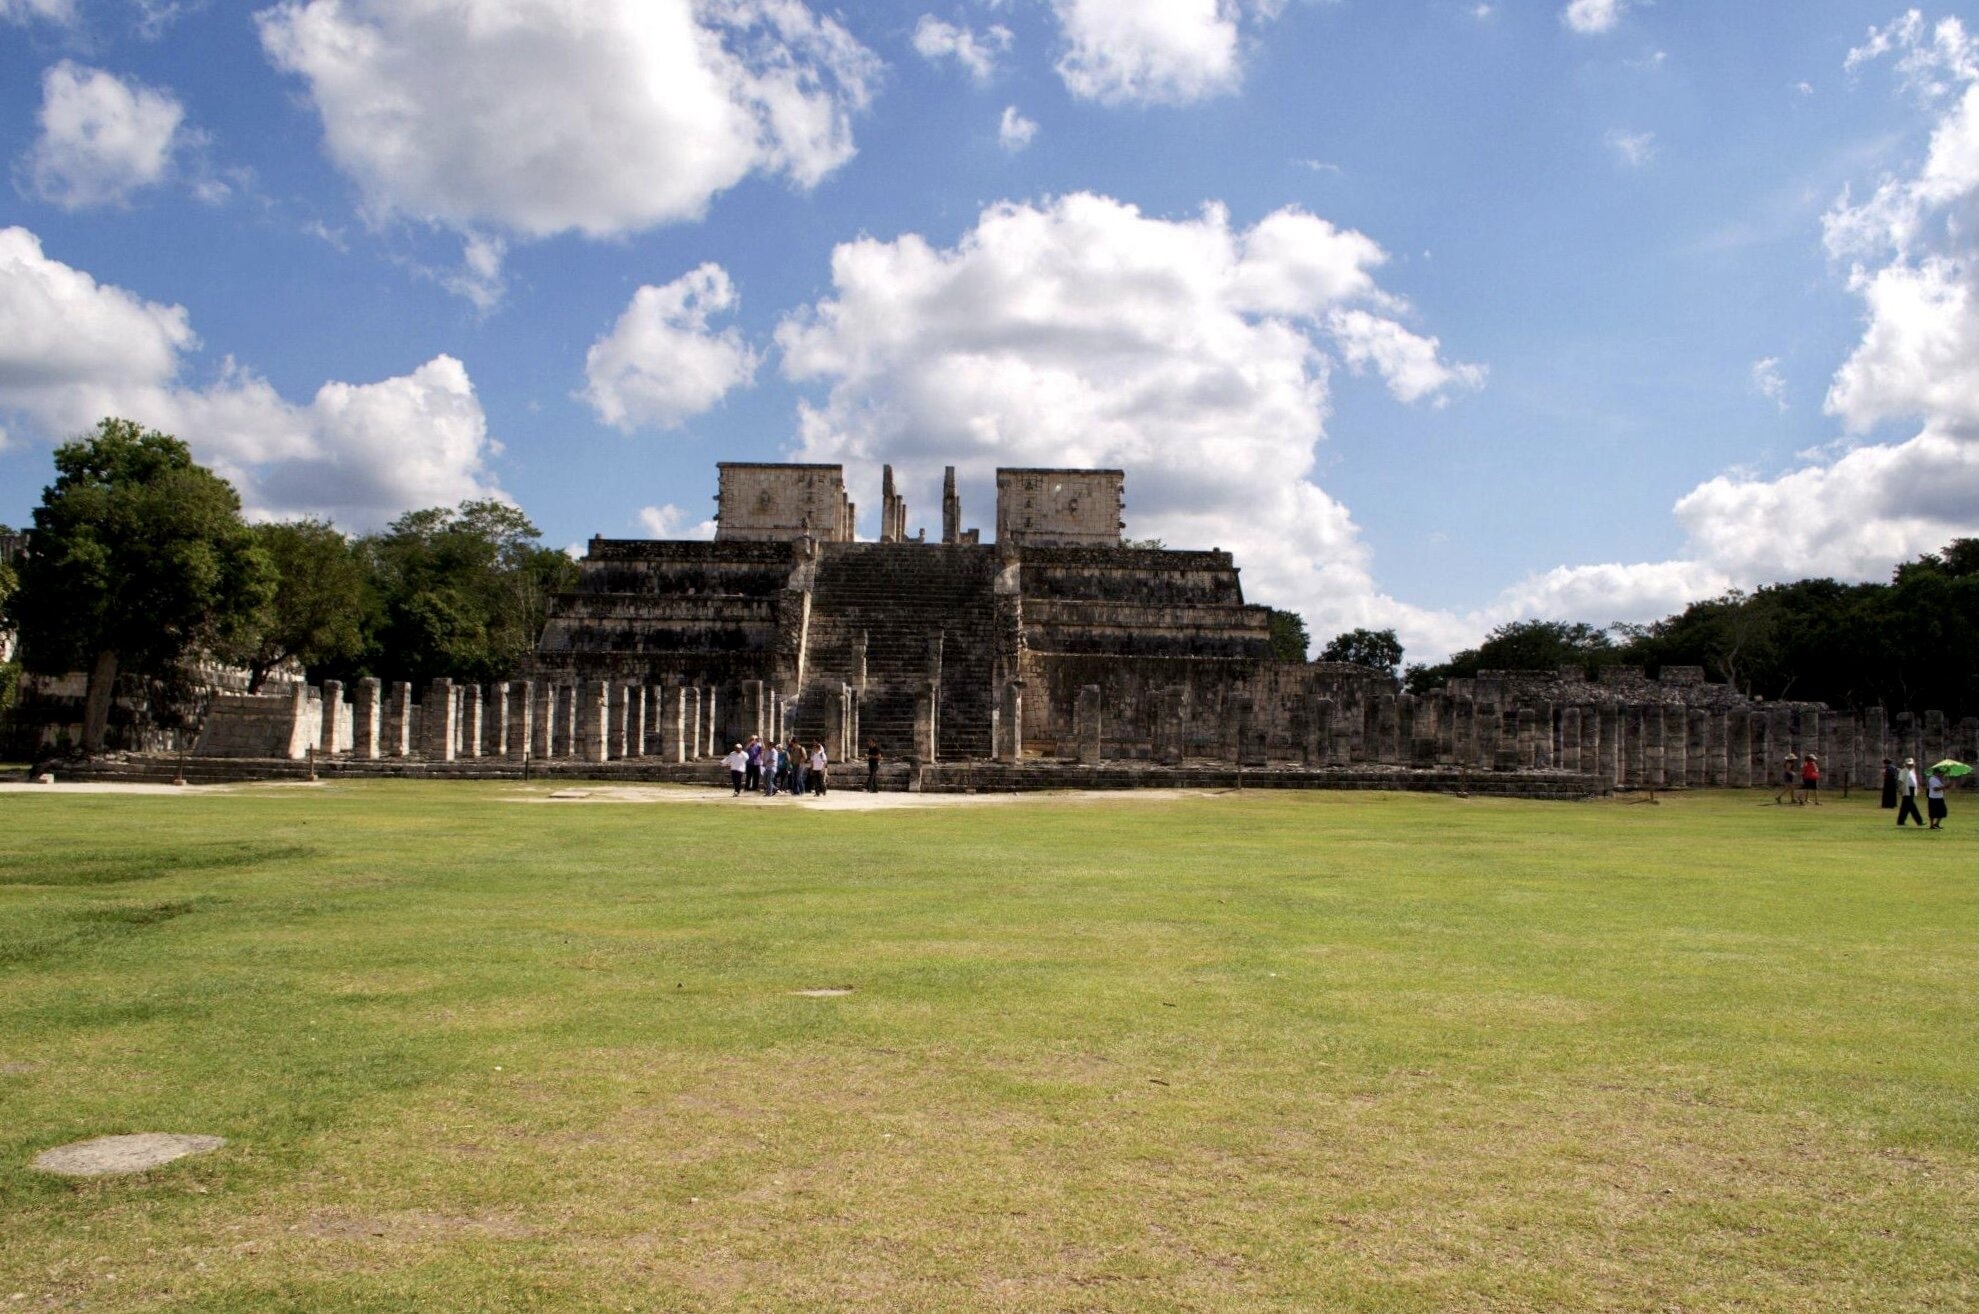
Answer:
[915, 681, 939, 763]
[461, 683, 483, 759]
[1000, 681, 1028, 762]
[1453, 697, 1476, 770]
[486, 682, 509, 757]
[532, 682, 557, 759]
[1703, 710, 1725, 787]
[1476, 703, 1500, 772]
[741, 680, 766, 743]
[604, 683, 626, 760]
[629, 686, 649, 758]
[1578, 704, 1598, 779]
[1726, 710, 1752, 787]
[1305, 693, 1333, 768]
[1410, 694, 1439, 766]
[1516, 708, 1537, 769]
[556, 685, 578, 758]
[386, 681, 414, 757]
[1596, 706, 1619, 787]
[1375, 694, 1401, 766]
[579, 680, 609, 763]
[700, 687, 718, 758]
[422, 679, 457, 761]
[320, 680, 345, 755]
[1533, 703, 1553, 770]
[1073, 685, 1103, 765]
[508, 681, 533, 762]
[352, 678, 381, 760]
[1769, 708, 1794, 774]
[1923, 710, 1946, 774]
[1664, 706, 1688, 787]
[1863, 707, 1887, 770]
[1802, 709, 1823, 774]
[660, 685, 688, 763]
[1559, 707, 1581, 773]
[683, 686, 701, 759]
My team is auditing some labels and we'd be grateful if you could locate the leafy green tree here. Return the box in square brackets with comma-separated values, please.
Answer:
[358, 500, 577, 683]
[239, 519, 369, 690]
[1318, 626, 1402, 675]
[8, 419, 273, 750]
[1267, 608, 1312, 663]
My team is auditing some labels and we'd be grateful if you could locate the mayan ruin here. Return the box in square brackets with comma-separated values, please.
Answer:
[40, 460, 1971, 796]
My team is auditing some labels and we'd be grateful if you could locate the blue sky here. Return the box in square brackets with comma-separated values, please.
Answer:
[1, 0, 1974, 659]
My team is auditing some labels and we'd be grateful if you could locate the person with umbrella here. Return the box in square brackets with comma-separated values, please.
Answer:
[1927, 759, 1971, 830]
[1895, 757, 1925, 827]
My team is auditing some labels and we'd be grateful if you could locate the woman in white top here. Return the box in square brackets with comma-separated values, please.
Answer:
[809, 744, 828, 795]
[721, 744, 748, 796]
[1926, 769, 1948, 830]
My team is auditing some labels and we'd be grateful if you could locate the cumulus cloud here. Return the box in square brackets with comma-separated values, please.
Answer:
[773, 192, 1484, 652]
[1562, 0, 1627, 35]
[256, 0, 879, 297]
[997, 105, 1037, 152]
[0, 226, 501, 527]
[1050, 0, 1283, 106]
[1472, 12, 1979, 646]
[912, 15, 1011, 83]
[581, 264, 761, 432]
[637, 503, 718, 539]
[24, 62, 188, 209]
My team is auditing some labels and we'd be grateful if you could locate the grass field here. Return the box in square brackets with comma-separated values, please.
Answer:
[0, 782, 1972, 1312]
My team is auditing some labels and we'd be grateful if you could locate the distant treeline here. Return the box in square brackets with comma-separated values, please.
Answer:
[1318, 539, 1977, 720]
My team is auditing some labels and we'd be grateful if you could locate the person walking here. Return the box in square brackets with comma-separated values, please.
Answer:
[788, 737, 807, 797]
[1800, 753, 1821, 807]
[763, 742, 782, 797]
[866, 739, 882, 793]
[744, 735, 762, 793]
[1879, 757, 1898, 809]
[810, 742, 828, 795]
[722, 743, 748, 796]
[1895, 758, 1924, 827]
[1775, 754, 1800, 805]
[1926, 766, 1948, 830]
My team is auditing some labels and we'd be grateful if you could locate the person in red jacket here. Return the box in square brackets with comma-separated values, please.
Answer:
[1800, 752, 1821, 806]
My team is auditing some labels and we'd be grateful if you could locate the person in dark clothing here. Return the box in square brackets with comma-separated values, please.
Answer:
[744, 735, 762, 793]
[1896, 758, 1925, 827]
[866, 740, 882, 793]
[1880, 758, 1898, 809]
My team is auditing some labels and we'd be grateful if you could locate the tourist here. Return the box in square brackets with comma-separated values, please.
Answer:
[1895, 758, 1924, 827]
[810, 742, 828, 794]
[722, 743, 748, 796]
[744, 735, 762, 793]
[1774, 754, 1800, 805]
[1880, 757, 1898, 809]
[1800, 753, 1820, 807]
[866, 739, 882, 792]
[788, 737, 807, 796]
[1925, 766, 1948, 830]
[763, 741, 782, 797]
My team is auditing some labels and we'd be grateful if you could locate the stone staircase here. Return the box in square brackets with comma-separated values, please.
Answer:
[797, 544, 1000, 759]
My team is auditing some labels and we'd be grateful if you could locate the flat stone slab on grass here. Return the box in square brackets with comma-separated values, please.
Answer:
[31, 1133, 225, 1177]
[792, 987, 855, 997]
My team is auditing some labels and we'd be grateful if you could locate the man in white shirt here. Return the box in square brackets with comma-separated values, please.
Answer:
[1896, 758, 1924, 827]
[722, 743, 748, 796]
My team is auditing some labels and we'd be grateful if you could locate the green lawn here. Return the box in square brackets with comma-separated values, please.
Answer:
[0, 783, 1971, 1312]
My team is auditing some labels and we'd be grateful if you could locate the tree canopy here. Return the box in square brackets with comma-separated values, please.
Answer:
[1319, 626, 1403, 675]
[8, 419, 274, 748]
[237, 518, 368, 690]
[1266, 608, 1311, 663]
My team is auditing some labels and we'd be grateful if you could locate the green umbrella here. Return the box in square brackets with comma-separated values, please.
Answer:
[1930, 759, 1972, 778]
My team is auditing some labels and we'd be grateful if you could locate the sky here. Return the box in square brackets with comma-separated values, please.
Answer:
[0, 0, 1974, 662]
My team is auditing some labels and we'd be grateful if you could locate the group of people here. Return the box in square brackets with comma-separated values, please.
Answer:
[722, 735, 830, 798]
[1884, 757, 1952, 829]
[1773, 752, 1824, 805]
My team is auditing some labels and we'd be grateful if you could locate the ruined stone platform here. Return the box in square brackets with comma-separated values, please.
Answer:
[59, 754, 1597, 800]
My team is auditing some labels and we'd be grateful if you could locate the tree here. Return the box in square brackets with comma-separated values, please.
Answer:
[1267, 608, 1311, 663]
[359, 500, 577, 683]
[239, 519, 368, 690]
[8, 419, 273, 750]
[1319, 626, 1402, 675]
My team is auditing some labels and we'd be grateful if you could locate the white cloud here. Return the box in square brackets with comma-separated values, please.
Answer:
[1469, 12, 1979, 649]
[637, 503, 718, 539]
[24, 62, 187, 209]
[1605, 128, 1656, 166]
[256, 0, 879, 297]
[1750, 357, 1788, 411]
[1470, 5, 1495, 21]
[0, 226, 501, 527]
[581, 263, 761, 432]
[1326, 309, 1486, 406]
[912, 15, 1011, 83]
[774, 192, 1483, 653]
[1562, 0, 1627, 35]
[0, 0, 74, 23]
[1050, 0, 1283, 106]
[997, 105, 1037, 152]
